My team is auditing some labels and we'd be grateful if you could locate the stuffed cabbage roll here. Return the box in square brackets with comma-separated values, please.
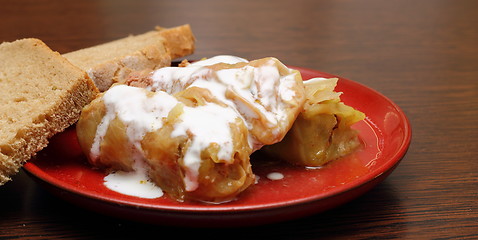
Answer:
[77, 84, 255, 203]
[126, 56, 306, 151]
[264, 78, 365, 167]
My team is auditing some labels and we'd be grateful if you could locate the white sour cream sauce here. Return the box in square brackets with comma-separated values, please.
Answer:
[104, 161, 164, 199]
[97, 55, 298, 198]
[171, 104, 240, 191]
[93, 86, 178, 198]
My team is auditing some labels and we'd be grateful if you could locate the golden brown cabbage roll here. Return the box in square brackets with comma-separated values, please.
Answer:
[264, 78, 365, 167]
[126, 56, 306, 151]
[77, 85, 255, 203]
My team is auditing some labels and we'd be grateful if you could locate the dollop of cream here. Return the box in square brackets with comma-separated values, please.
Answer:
[267, 172, 284, 180]
[104, 161, 164, 199]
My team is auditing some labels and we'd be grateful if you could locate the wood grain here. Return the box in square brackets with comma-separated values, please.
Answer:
[1, 0, 477, 239]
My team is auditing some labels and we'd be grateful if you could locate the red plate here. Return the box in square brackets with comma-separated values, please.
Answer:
[24, 67, 411, 227]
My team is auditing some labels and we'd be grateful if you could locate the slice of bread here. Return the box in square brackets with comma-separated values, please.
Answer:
[63, 24, 195, 91]
[0, 38, 98, 185]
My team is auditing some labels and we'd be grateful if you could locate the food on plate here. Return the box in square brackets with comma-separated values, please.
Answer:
[78, 85, 255, 202]
[76, 56, 306, 202]
[63, 24, 195, 91]
[264, 78, 365, 167]
[0, 38, 98, 186]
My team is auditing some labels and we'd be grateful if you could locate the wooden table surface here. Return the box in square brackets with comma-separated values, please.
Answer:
[1, 0, 477, 239]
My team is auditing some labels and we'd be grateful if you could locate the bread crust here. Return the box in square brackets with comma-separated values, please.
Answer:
[157, 24, 196, 60]
[0, 38, 98, 185]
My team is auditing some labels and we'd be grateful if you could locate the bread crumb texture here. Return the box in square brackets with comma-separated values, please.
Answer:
[0, 38, 98, 185]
